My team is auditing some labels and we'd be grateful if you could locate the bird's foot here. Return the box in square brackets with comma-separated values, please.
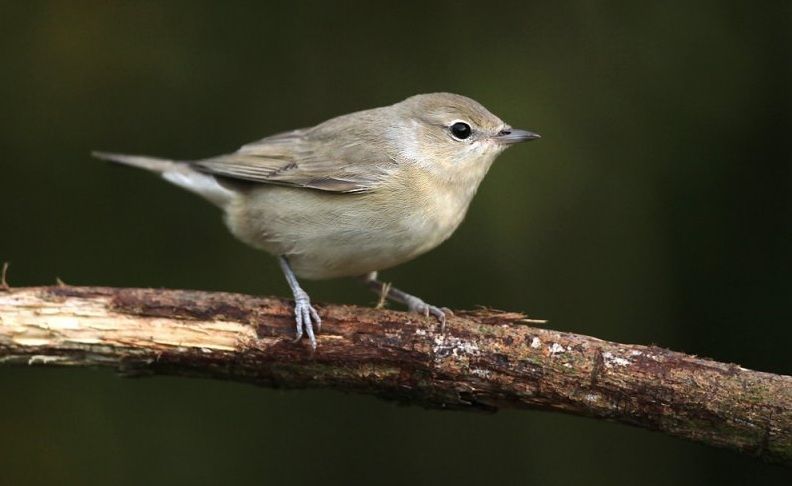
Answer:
[404, 295, 447, 330]
[291, 289, 322, 350]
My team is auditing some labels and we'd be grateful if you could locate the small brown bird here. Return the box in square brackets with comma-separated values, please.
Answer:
[95, 93, 539, 348]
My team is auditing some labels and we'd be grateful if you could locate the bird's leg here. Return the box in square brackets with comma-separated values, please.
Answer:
[361, 271, 446, 327]
[278, 256, 321, 349]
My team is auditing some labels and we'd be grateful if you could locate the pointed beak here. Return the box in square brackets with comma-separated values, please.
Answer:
[495, 128, 541, 145]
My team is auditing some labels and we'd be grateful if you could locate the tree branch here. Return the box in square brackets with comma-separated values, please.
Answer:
[0, 285, 789, 466]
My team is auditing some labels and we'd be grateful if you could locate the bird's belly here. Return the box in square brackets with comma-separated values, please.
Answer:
[224, 184, 466, 280]
[289, 223, 443, 279]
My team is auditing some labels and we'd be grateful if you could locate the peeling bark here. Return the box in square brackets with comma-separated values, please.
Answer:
[0, 286, 790, 466]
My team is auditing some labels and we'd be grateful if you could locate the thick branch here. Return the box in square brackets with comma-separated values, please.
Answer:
[0, 286, 789, 466]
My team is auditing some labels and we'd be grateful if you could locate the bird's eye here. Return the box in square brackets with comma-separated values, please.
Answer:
[449, 122, 472, 140]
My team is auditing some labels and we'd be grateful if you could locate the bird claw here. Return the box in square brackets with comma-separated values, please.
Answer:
[291, 292, 321, 350]
[407, 298, 447, 331]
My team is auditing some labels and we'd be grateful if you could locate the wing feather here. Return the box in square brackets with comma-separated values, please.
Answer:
[192, 109, 399, 193]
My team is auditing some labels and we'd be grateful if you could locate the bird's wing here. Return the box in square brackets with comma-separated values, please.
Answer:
[192, 124, 398, 193]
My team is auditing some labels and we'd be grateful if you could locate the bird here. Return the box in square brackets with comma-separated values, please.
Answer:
[94, 92, 539, 349]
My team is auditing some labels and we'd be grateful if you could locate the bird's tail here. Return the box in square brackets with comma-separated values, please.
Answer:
[92, 151, 234, 208]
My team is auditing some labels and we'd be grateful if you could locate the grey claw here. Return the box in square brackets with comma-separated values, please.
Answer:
[406, 297, 446, 328]
[428, 305, 446, 322]
[432, 307, 447, 332]
[427, 305, 446, 331]
[293, 307, 304, 343]
[302, 304, 316, 350]
[292, 294, 320, 349]
[310, 306, 322, 331]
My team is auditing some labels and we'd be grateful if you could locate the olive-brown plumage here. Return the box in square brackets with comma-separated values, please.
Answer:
[94, 93, 539, 348]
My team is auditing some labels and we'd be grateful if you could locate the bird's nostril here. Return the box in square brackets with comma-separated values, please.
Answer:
[499, 129, 512, 136]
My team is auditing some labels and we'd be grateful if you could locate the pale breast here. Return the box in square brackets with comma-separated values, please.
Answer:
[223, 165, 477, 280]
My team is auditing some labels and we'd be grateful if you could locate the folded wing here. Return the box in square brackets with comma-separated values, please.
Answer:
[192, 113, 399, 193]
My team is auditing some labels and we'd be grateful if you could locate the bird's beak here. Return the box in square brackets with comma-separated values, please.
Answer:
[495, 128, 541, 145]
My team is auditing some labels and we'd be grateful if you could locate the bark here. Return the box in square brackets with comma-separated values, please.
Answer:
[0, 285, 789, 466]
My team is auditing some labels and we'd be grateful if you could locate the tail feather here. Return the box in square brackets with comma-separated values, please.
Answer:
[93, 151, 234, 208]
[92, 151, 180, 173]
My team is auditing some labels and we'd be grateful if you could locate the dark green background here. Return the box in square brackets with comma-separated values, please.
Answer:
[2, 1, 790, 484]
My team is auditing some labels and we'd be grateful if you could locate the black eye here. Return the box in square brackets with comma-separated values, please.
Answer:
[450, 122, 472, 140]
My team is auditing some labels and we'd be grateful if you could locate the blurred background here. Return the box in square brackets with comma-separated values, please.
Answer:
[1, 1, 790, 484]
